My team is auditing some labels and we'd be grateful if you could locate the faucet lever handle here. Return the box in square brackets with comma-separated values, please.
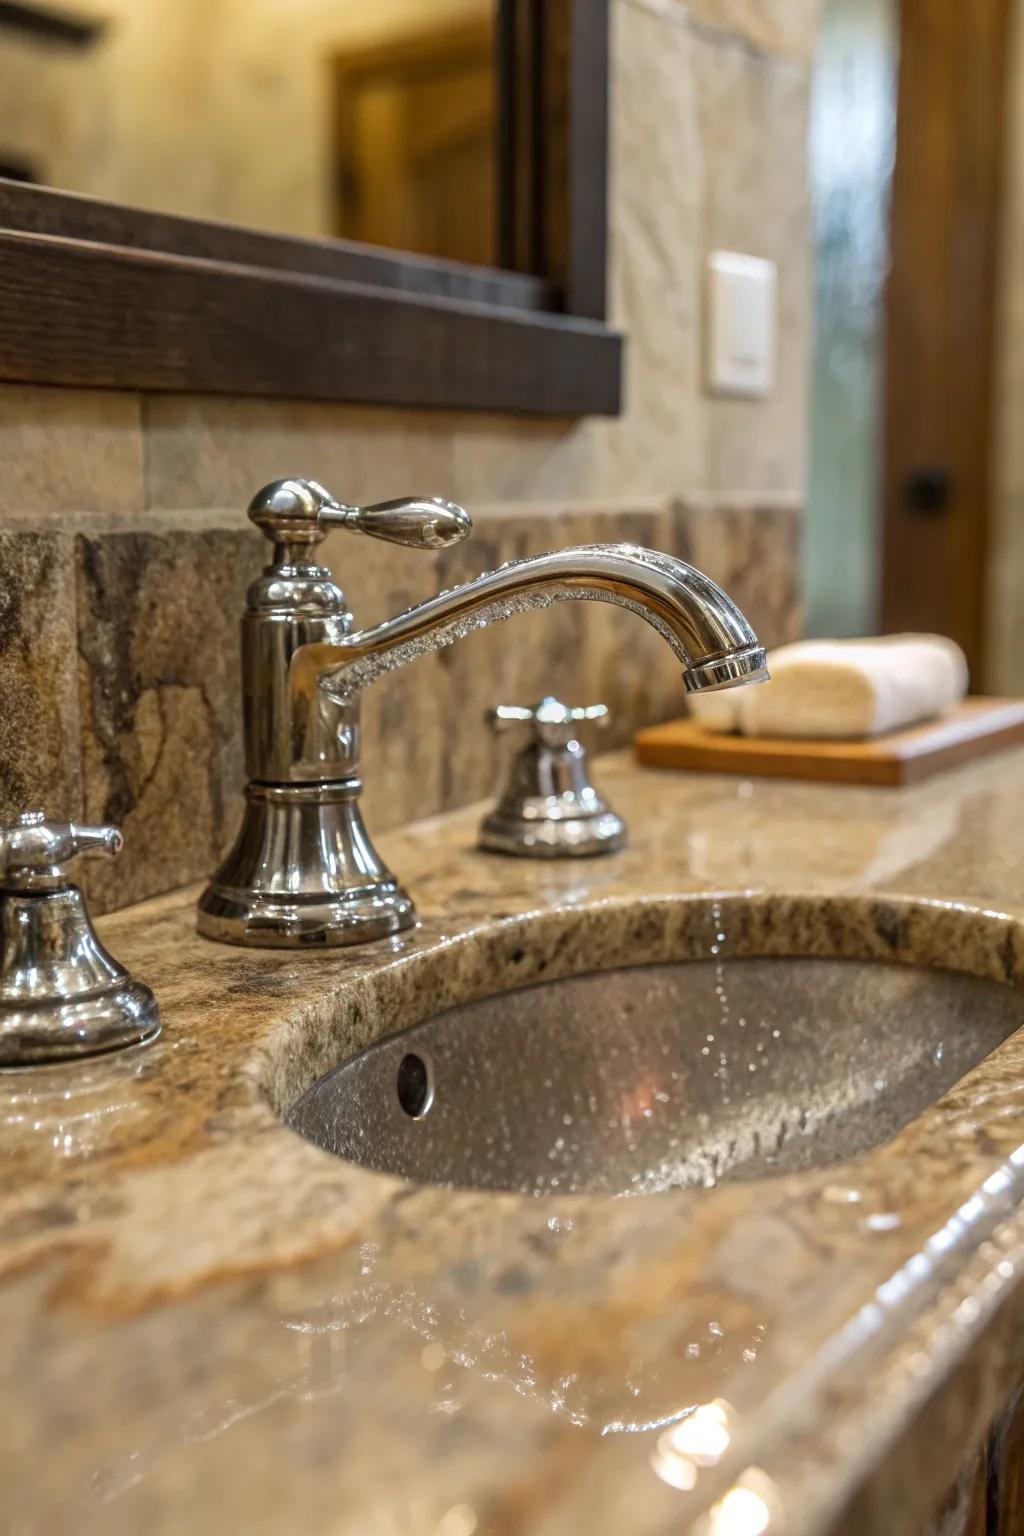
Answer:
[336, 497, 472, 550]
[247, 479, 471, 557]
[0, 811, 122, 890]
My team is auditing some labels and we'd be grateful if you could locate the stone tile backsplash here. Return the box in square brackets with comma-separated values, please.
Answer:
[0, 528, 82, 818]
[0, 497, 800, 913]
[75, 523, 257, 912]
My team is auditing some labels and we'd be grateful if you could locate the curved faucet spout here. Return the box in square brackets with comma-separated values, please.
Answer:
[201, 499, 774, 949]
[313, 543, 769, 707]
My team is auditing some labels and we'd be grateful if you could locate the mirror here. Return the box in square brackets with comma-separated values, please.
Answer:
[0, 0, 498, 263]
[0, 0, 618, 416]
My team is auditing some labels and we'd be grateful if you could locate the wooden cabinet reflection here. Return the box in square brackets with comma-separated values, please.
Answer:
[334, 18, 496, 267]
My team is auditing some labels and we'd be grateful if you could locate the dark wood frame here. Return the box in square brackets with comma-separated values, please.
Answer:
[497, 0, 609, 320]
[0, 0, 620, 416]
[0, 2, 106, 48]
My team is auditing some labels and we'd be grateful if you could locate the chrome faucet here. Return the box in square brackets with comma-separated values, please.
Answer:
[197, 478, 768, 948]
[0, 812, 160, 1063]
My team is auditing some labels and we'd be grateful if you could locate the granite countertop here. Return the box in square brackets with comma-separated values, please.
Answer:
[7, 749, 1024, 1535]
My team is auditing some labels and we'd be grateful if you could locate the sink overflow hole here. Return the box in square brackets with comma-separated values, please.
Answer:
[396, 1052, 434, 1119]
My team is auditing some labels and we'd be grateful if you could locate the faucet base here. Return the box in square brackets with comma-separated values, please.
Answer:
[0, 977, 161, 1066]
[197, 781, 415, 949]
[480, 806, 626, 859]
[0, 886, 161, 1065]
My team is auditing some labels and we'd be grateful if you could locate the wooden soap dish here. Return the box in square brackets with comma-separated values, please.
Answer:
[633, 697, 1024, 787]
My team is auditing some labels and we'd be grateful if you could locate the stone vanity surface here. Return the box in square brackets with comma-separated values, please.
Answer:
[8, 751, 1024, 1534]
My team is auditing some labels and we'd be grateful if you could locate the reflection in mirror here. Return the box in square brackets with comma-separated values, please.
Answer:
[335, 8, 496, 264]
[0, 0, 496, 259]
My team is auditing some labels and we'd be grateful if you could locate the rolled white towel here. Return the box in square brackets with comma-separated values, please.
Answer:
[689, 634, 968, 740]
[684, 687, 740, 733]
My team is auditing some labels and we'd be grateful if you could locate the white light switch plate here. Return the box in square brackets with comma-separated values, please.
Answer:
[706, 251, 777, 398]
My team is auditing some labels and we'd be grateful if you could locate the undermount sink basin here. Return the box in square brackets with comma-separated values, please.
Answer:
[287, 952, 1024, 1197]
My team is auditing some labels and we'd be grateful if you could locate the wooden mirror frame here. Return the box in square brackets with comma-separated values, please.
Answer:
[0, 0, 620, 416]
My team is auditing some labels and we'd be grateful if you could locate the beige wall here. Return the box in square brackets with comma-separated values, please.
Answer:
[0, 0, 819, 908]
[0, 0, 491, 239]
[2, 0, 819, 510]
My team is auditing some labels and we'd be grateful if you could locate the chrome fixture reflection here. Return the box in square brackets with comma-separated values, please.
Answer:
[478, 696, 626, 857]
[651, 1398, 736, 1493]
[697, 1469, 781, 1536]
[198, 478, 768, 947]
[0, 812, 160, 1065]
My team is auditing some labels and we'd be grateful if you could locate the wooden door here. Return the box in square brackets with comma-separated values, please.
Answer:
[880, 0, 1015, 683]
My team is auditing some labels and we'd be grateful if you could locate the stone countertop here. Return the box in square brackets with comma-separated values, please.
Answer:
[7, 750, 1024, 1534]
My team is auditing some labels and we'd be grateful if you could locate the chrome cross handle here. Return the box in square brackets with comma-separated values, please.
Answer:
[0, 811, 122, 892]
[488, 698, 611, 749]
[480, 698, 626, 859]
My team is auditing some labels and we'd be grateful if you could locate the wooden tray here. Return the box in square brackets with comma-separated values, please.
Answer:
[633, 697, 1024, 787]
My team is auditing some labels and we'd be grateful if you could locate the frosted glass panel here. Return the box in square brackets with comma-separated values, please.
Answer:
[804, 0, 897, 637]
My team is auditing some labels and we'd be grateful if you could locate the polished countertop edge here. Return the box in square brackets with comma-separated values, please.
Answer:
[7, 749, 1024, 1534]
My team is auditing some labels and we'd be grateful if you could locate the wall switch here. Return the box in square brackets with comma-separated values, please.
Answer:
[706, 251, 777, 398]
